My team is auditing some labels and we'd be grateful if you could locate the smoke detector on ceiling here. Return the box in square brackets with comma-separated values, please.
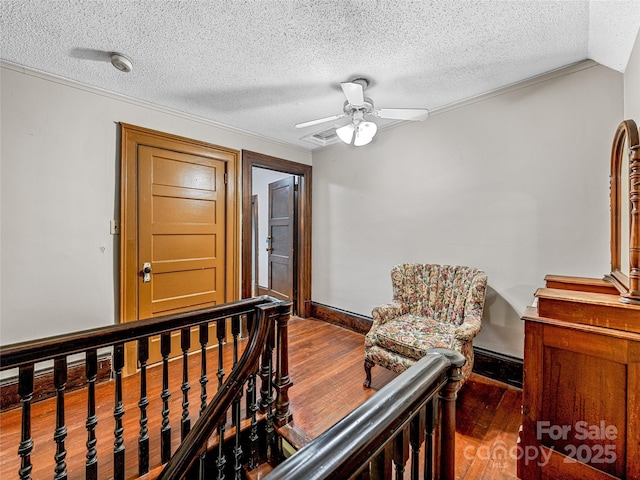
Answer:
[110, 53, 133, 73]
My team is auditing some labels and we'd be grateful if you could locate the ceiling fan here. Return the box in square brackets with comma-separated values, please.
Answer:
[295, 78, 429, 146]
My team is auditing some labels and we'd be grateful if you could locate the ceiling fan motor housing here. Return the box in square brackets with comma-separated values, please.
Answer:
[343, 98, 375, 117]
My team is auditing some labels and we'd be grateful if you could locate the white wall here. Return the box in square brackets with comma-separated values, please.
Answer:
[624, 29, 640, 120]
[0, 63, 311, 345]
[311, 64, 623, 358]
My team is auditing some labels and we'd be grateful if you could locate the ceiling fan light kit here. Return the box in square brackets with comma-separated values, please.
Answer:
[335, 123, 355, 144]
[336, 119, 378, 146]
[354, 121, 377, 146]
[295, 77, 428, 147]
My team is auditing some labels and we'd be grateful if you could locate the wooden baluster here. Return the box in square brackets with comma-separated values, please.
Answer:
[244, 375, 253, 426]
[246, 311, 259, 469]
[138, 338, 150, 476]
[216, 417, 226, 480]
[214, 318, 227, 478]
[410, 409, 425, 480]
[199, 323, 209, 415]
[232, 314, 240, 365]
[214, 319, 228, 478]
[393, 427, 409, 480]
[274, 307, 293, 427]
[18, 364, 34, 480]
[265, 389, 276, 463]
[198, 324, 209, 476]
[231, 315, 240, 428]
[261, 319, 276, 462]
[53, 357, 68, 480]
[198, 451, 207, 477]
[181, 328, 191, 441]
[259, 319, 275, 413]
[371, 443, 393, 480]
[113, 343, 125, 480]
[216, 318, 227, 389]
[85, 350, 98, 480]
[232, 392, 243, 480]
[424, 397, 438, 480]
[244, 312, 256, 418]
[246, 370, 259, 470]
[160, 333, 172, 464]
[199, 455, 206, 480]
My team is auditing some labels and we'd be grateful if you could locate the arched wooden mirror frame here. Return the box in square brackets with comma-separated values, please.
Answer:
[606, 119, 640, 304]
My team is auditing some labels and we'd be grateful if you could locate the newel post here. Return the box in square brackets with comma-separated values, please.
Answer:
[274, 302, 293, 427]
[433, 348, 465, 480]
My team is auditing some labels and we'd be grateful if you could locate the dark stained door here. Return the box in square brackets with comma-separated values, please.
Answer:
[267, 176, 295, 301]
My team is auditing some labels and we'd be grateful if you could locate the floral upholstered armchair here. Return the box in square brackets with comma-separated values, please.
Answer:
[364, 263, 488, 388]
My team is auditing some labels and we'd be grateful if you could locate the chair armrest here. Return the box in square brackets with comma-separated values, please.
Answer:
[371, 301, 405, 327]
[455, 272, 488, 341]
[454, 315, 482, 341]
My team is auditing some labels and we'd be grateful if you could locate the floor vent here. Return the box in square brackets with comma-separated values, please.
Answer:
[300, 127, 341, 147]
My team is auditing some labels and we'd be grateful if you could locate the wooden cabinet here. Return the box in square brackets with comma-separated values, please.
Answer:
[519, 275, 640, 480]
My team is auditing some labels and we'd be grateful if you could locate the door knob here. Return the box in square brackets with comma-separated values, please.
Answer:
[142, 262, 152, 283]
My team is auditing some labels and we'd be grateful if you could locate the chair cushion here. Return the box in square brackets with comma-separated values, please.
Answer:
[373, 313, 456, 360]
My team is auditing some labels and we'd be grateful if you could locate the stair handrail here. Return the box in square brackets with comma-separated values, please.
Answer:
[263, 348, 466, 480]
[0, 296, 280, 370]
[157, 299, 291, 479]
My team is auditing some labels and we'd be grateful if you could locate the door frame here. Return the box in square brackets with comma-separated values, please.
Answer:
[251, 194, 260, 297]
[241, 150, 312, 317]
[119, 123, 241, 327]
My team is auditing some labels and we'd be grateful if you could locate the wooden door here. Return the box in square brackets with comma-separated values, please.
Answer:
[241, 151, 312, 317]
[267, 176, 295, 301]
[138, 146, 226, 362]
[120, 123, 239, 375]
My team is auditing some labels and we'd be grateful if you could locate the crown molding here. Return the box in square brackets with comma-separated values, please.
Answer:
[428, 59, 600, 116]
[316, 59, 601, 152]
[0, 60, 312, 156]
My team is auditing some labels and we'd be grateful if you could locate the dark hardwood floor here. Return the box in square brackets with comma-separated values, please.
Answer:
[0, 317, 521, 479]
[286, 317, 522, 479]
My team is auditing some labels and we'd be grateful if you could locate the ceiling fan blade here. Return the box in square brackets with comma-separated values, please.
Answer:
[375, 108, 429, 121]
[341, 82, 365, 107]
[295, 113, 345, 129]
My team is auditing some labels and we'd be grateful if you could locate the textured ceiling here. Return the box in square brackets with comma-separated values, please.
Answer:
[2, 1, 640, 150]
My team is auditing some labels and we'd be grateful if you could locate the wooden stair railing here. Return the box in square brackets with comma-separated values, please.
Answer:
[0, 296, 293, 480]
[158, 300, 292, 480]
[262, 348, 466, 480]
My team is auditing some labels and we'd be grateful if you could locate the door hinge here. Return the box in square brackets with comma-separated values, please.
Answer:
[224, 172, 228, 184]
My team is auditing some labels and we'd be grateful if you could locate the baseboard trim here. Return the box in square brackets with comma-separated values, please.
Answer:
[310, 301, 523, 388]
[310, 302, 372, 334]
[472, 347, 523, 389]
[0, 354, 112, 411]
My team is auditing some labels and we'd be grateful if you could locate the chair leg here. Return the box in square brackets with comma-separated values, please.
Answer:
[364, 359, 374, 388]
